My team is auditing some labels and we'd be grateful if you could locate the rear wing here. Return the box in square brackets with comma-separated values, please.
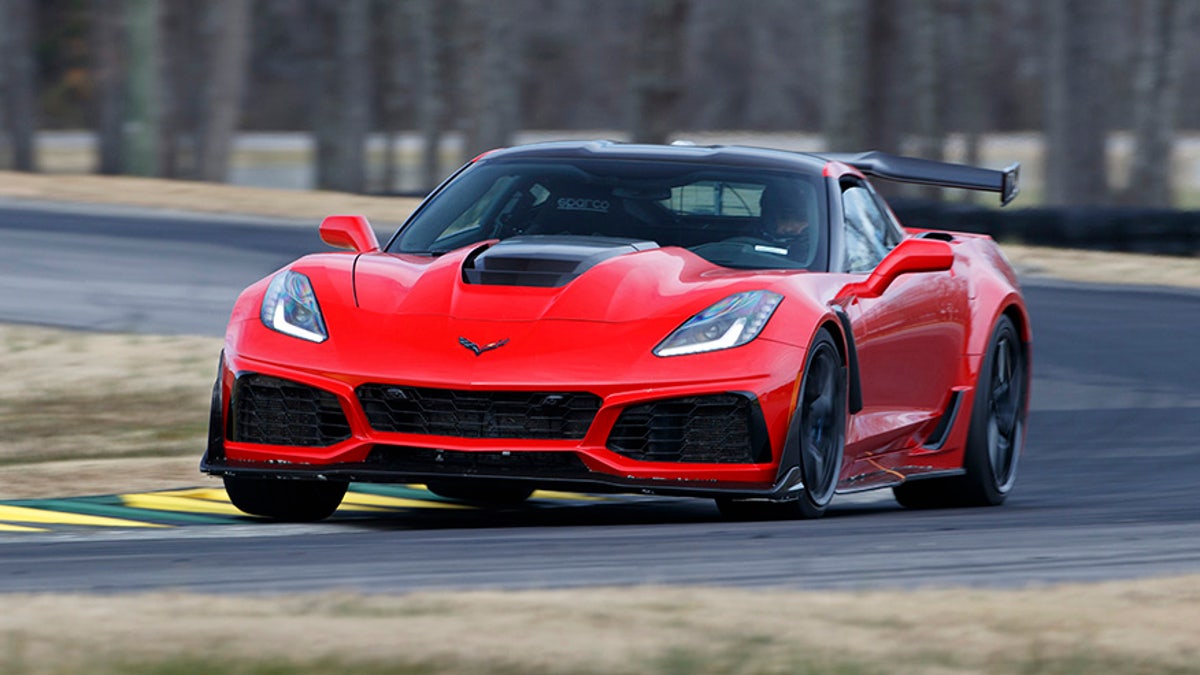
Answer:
[821, 151, 1020, 206]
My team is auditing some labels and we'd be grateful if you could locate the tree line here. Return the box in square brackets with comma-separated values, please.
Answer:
[0, 0, 1197, 207]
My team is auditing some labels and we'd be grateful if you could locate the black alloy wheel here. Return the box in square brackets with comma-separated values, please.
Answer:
[967, 314, 1025, 502]
[717, 329, 846, 520]
[893, 314, 1027, 508]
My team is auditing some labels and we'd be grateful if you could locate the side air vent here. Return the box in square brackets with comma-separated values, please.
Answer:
[462, 236, 658, 287]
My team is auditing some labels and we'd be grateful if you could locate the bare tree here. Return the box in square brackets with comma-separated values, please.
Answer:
[0, 0, 10, 168]
[903, 0, 948, 200]
[1, 0, 38, 171]
[864, 0, 902, 154]
[91, 0, 126, 174]
[379, 0, 412, 193]
[745, 0, 821, 130]
[683, 0, 747, 130]
[629, 0, 689, 144]
[821, 0, 869, 151]
[1125, 0, 1196, 207]
[196, 0, 251, 183]
[414, 0, 449, 191]
[462, 0, 520, 160]
[1043, 0, 1108, 206]
[311, 0, 370, 193]
[124, 0, 163, 177]
[334, 0, 370, 192]
[157, 2, 194, 178]
[955, 0, 991, 170]
[909, 0, 944, 162]
[938, 0, 993, 203]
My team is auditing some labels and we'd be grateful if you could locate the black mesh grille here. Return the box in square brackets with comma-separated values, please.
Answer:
[607, 394, 764, 463]
[364, 446, 591, 478]
[356, 385, 601, 439]
[230, 374, 351, 447]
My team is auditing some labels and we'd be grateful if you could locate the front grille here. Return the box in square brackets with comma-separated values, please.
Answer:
[364, 446, 591, 478]
[356, 385, 601, 439]
[230, 374, 351, 447]
[607, 394, 766, 463]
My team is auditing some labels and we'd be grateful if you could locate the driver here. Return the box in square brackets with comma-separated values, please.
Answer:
[758, 185, 812, 255]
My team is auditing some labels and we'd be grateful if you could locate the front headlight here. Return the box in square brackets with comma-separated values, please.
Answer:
[260, 270, 328, 342]
[654, 290, 782, 357]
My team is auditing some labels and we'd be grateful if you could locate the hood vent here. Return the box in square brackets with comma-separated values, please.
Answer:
[462, 236, 658, 287]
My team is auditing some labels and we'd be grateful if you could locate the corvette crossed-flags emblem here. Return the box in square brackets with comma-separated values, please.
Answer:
[458, 336, 509, 356]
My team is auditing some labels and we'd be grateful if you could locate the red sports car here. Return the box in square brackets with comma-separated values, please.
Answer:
[202, 141, 1030, 521]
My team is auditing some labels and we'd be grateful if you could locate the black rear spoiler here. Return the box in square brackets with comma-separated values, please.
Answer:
[820, 151, 1020, 206]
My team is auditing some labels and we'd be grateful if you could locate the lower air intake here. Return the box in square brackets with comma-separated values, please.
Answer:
[356, 385, 601, 439]
[607, 393, 767, 463]
[230, 374, 351, 447]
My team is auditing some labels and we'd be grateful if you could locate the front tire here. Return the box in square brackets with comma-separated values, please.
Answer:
[224, 476, 348, 522]
[894, 314, 1027, 508]
[717, 329, 846, 520]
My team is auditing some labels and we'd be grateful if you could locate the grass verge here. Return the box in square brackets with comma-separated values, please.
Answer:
[2, 578, 1199, 674]
[0, 323, 219, 498]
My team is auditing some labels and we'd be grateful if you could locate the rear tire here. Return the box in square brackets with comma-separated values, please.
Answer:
[424, 480, 534, 507]
[716, 329, 846, 520]
[894, 314, 1027, 508]
[224, 476, 348, 522]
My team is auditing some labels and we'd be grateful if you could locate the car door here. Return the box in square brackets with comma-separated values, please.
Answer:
[838, 179, 968, 456]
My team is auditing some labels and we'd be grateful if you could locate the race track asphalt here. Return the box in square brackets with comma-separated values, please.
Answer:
[1, 200, 1198, 592]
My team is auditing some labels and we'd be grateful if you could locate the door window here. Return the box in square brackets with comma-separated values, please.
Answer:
[841, 184, 897, 273]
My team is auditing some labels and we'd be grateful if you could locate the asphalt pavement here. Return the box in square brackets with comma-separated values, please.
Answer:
[1, 200, 1198, 592]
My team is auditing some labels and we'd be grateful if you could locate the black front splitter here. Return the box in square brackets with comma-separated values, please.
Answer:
[200, 457, 805, 502]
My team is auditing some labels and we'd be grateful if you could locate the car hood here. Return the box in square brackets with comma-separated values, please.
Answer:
[347, 239, 795, 324]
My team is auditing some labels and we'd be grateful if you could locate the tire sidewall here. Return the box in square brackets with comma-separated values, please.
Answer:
[796, 329, 847, 517]
[965, 314, 1025, 503]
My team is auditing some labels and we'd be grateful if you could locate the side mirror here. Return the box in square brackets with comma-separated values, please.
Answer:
[840, 237, 954, 301]
[319, 215, 380, 253]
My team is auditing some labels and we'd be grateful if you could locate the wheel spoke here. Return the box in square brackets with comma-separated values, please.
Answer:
[995, 340, 1010, 381]
[818, 356, 835, 397]
[810, 392, 832, 421]
[807, 443, 825, 475]
[984, 331, 1023, 489]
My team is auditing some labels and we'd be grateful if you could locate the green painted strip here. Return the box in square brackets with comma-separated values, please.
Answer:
[5, 497, 239, 526]
[348, 483, 456, 503]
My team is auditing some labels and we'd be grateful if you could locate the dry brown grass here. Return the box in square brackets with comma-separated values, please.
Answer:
[0, 324, 220, 498]
[0, 169, 422, 228]
[2, 576, 1199, 674]
[1002, 242, 1200, 289]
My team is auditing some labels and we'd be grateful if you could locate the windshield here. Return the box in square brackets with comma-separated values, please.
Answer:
[388, 157, 827, 271]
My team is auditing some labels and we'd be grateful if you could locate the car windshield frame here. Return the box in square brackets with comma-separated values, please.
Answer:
[387, 156, 829, 272]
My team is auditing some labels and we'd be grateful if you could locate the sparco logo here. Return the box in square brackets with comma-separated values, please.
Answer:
[556, 197, 610, 213]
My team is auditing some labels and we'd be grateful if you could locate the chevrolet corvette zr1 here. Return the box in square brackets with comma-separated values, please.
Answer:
[201, 141, 1030, 521]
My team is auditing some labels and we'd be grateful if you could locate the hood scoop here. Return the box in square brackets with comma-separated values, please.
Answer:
[462, 236, 659, 287]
